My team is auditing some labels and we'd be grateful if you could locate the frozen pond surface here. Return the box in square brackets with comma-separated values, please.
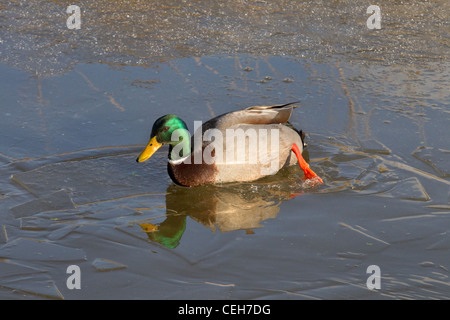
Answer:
[0, 0, 449, 299]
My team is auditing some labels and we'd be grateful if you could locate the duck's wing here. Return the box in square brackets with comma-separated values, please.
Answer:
[202, 102, 300, 132]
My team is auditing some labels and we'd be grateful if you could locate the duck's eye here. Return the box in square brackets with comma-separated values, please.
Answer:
[162, 126, 170, 132]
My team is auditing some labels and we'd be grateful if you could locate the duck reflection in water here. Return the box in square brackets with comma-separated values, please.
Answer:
[139, 162, 311, 248]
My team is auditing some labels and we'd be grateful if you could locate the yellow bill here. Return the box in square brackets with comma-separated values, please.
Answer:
[136, 136, 162, 163]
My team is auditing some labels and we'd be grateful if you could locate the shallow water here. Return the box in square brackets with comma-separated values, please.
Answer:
[0, 0, 449, 299]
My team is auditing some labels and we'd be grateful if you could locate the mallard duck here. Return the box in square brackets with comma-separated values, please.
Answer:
[136, 102, 322, 187]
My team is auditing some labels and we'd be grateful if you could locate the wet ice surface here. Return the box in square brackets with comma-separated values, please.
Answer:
[1, 1, 450, 299]
[1, 57, 449, 300]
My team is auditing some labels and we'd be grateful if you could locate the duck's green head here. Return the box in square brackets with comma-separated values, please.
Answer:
[136, 115, 189, 163]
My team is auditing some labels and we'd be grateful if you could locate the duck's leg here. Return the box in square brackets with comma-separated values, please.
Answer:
[291, 143, 323, 184]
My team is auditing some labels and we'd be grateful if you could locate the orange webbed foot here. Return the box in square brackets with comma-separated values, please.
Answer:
[291, 143, 323, 184]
